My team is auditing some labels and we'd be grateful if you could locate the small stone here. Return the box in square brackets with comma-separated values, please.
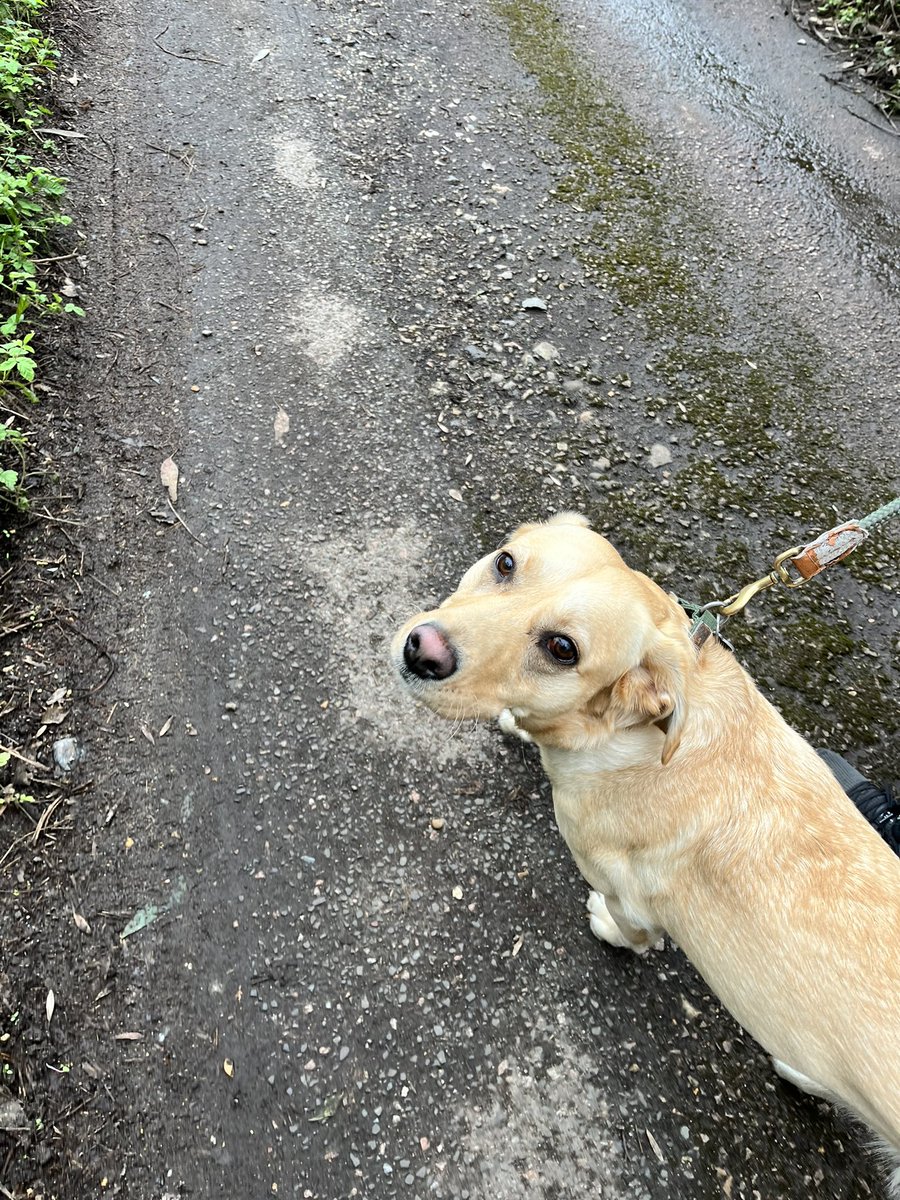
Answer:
[431, 817, 445, 830]
[521, 295, 547, 312]
[0, 1097, 27, 1131]
[532, 340, 559, 363]
[52, 736, 81, 772]
[463, 344, 485, 361]
[452, 885, 463, 901]
[648, 443, 672, 468]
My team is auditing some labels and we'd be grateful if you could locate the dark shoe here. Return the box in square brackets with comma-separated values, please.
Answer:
[817, 749, 900, 857]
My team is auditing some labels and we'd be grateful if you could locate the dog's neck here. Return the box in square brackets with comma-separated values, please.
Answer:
[506, 707, 666, 765]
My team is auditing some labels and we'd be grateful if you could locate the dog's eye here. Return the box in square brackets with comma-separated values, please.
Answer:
[495, 552, 515, 578]
[543, 634, 579, 666]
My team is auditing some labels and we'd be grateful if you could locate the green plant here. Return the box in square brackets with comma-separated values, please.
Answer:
[0, 0, 79, 523]
[814, 0, 899, 114]
[0, 749, 36, 803]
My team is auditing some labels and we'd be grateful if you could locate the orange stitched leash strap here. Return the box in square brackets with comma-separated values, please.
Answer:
[786, 521, 869, 582]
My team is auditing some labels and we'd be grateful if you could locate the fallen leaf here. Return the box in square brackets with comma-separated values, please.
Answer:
[113, 1031, 143, 1041]
[121, 904, 162, 939]
[223, 1058, 235, 1078]
[158, 716, 173, 738]
[40, 705, 68, 726]
[73, 909, 92, 935]
[160, 457, 179, 503]
[149, 506, 178, 526]
[37, 126, 87, 139]
[646, 1128, 665, 1164]
[46, 686, 67, 706]
[140, 723, 155, 745]
[274, 408, 290, 446]
[61, 277, 79, 298]
[448, 489, 463, 503]
[46, 989, 55, 1024]
[309, 1091, 343, 1122]
[251, 47, 273, 63]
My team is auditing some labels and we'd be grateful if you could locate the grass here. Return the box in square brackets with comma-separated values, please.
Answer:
[0, 0, 79, 522]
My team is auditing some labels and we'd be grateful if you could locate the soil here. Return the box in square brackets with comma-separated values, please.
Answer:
[1, 0, 898, 1198]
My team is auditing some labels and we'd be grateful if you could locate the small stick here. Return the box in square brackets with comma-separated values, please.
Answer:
[153, 26, 223, 65]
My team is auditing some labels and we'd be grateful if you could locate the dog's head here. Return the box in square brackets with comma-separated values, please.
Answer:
[392, 513, 694, 762]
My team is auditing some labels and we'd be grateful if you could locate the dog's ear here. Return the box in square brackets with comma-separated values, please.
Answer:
[611, 625, 691, 765]
[545, 511, 591, 529]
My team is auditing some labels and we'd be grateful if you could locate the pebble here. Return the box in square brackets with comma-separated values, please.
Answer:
[431, 816, 445, 830]
[52, 736, 81, 772]
[533, 340, 559, 362]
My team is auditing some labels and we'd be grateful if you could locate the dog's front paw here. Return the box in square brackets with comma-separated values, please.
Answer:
[498, 708, 533, 743]
[587, 891, 662, 955]
[587, 891, 636, 950]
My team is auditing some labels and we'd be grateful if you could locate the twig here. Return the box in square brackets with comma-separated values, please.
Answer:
[85, 573, 122, 598]
[146, 144, 196, 174]
[32, 251, 81, 265]
[166, 498, 204, 545]
[147, 228, 182, 259]
[153, 26, 223, 65]
[31, 507, 84, 527]
[32, 794, 65, 844]
[0, 742, 48, 771]
[55, 619, 117, 694]
[846, 105, 900, 136]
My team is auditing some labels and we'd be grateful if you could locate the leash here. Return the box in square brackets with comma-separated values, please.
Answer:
[679, 497, 900, 650]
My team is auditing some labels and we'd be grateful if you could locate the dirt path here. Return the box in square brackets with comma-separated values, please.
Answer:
[2, 0, 898, 1197]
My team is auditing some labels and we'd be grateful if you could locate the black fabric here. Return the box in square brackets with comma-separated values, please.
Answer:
[847, 780, 900, 857]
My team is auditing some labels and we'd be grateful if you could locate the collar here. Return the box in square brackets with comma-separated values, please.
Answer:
[676, 597, 734, 652]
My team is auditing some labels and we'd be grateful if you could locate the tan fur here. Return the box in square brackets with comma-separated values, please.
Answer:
[393, 514, 900, 1183]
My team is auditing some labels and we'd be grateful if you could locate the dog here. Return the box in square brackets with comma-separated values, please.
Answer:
[392, 512, 900, 1191]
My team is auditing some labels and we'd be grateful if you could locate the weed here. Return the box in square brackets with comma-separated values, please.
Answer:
[812, 0, 900, 114]
[0, 0, 79, 512]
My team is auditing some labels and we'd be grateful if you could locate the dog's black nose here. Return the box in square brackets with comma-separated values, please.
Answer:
[403, 623, 457, 680]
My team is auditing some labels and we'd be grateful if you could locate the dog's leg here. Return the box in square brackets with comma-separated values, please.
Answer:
[587, 891, 663, 955]
[771, 1058, 832, 1099]
[498, 708, 533, 743]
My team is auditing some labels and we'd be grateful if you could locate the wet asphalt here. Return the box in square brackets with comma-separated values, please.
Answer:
[9, 0, 900, 1196]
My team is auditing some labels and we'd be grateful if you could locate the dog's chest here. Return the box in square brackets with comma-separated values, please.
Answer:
[541, 743, 670, 906]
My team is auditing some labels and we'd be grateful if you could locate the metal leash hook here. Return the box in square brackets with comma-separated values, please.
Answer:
[718, 521, 870, 618]
[682, 502, 895, 650]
